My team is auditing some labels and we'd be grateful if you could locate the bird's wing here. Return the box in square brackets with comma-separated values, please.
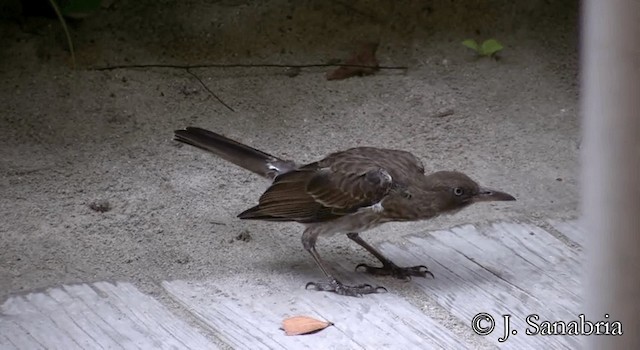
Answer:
[322, 147, 425, 177]
[237, 148, 411, 223]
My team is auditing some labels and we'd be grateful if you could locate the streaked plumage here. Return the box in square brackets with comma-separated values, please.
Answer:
[174, 127, 516, 296]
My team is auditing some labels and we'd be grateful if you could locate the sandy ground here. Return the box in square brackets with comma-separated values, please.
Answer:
[0, 0, 579, 306]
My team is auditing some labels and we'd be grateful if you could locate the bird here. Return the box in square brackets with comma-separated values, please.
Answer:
[174, 127, 516, 297]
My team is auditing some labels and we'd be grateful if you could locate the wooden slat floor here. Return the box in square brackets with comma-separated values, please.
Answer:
[0, 219, 584, 350]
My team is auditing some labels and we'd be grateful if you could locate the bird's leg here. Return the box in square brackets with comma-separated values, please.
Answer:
[301, 228, 386, 297]
[347, 232, 434, 280]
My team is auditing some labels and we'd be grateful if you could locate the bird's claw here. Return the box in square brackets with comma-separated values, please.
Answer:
[355, 263, 434, 280]
[305, 278, 387, 297]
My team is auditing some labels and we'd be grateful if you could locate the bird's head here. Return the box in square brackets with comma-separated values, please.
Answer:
[424, 171, 516, 212]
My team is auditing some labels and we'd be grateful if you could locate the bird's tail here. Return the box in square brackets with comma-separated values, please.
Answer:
[174, 127, 296, 179]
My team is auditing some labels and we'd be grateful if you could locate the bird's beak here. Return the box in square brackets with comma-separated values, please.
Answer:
[474, 187, 516, 202]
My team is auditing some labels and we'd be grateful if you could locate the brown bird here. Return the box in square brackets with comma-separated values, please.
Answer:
[174, 127, 516, 296]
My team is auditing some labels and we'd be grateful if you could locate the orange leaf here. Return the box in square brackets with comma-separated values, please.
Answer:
[281, 315, 334, 336]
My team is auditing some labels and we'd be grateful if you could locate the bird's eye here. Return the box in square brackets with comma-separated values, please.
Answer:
[453, 187, 464, 196]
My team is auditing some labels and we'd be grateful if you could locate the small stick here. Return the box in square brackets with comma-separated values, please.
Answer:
[186, 69, 235, 112]
[92, 63, 408, 71]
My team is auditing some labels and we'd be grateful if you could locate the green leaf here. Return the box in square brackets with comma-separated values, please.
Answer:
[480, 39, 503, 56]
[61, 0, 102, 18]
[461, 39, 479, 52]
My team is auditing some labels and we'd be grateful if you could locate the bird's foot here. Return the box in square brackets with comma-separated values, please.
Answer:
[356, 262, 434, 280]
[305, 278, 387, 297]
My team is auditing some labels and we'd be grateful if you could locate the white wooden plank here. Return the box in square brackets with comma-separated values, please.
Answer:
[0, 333, 20, 350]
[547, 218, 584, 245]
[164, 279, 357, 350]
[1, 295, 84, 350]
[375, 221, 583, 349]
[0, 318, 45, 350]
[0, 282, 217, 350]
[67, 283, 174, 349]
[162, 275, 472, 350]
[1, 220, 583, 350]
[48, 286, 127, 349]
[25, 291, 104, 349]
[94, 282, 215, 350]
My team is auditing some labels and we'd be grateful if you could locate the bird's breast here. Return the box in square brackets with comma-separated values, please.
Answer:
[375, 191, 439, 221]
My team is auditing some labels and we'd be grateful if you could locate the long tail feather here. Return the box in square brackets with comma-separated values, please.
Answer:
[174, 127, 296, 179]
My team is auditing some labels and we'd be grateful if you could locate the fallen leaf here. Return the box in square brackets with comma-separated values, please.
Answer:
[281, 315, 334, 336]
[326, 42, 379, 80]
